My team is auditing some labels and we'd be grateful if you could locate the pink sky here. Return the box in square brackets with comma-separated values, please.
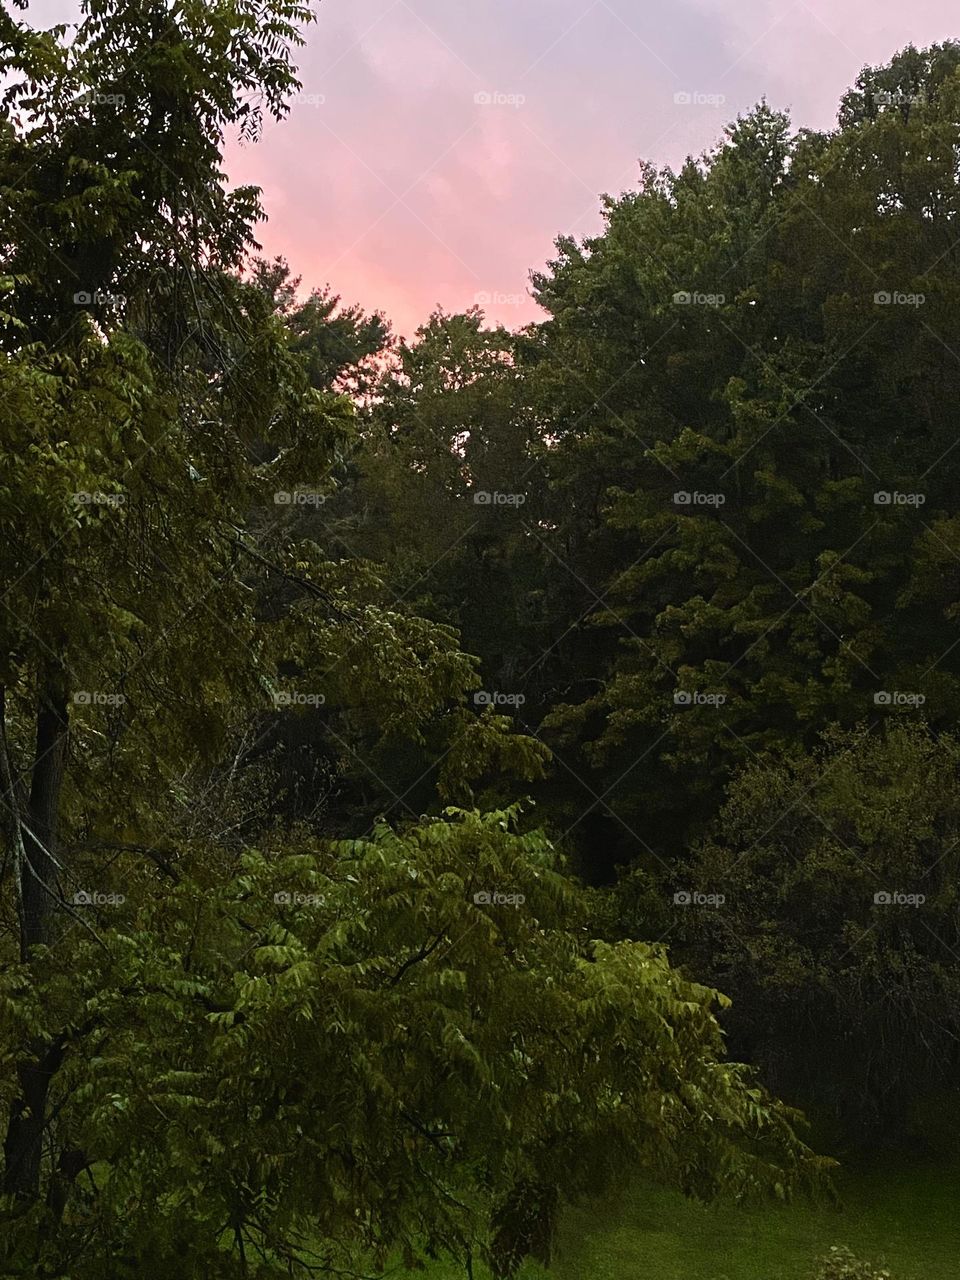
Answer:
[27, 0, 960, 339]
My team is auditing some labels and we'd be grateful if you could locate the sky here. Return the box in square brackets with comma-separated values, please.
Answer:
[24, 0, 960, 338]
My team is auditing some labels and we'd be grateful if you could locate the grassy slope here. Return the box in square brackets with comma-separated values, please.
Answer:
[402, 1155, 960, 1280]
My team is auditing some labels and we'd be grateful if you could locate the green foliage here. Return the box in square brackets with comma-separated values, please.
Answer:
[634, 721, 960, 1138]
[334, 309, 547, 667]
[500, 48, 960, 864]
[250, 254, 392, 396]
[812, 1246, 894, 1280]
[0, 809, 827, 1275]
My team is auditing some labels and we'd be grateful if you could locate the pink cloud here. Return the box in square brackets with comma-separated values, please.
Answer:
[25, 0, 960, 337]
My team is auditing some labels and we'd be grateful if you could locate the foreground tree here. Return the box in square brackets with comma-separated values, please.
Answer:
[0, 0, 342, 1203]
[0, 808, 828, 1277]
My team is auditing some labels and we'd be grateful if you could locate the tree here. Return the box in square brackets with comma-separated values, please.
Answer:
[326, 309, 558, 760]
[0, 0, 342, 1203]
[249, 255, 392, 398]
[521, 49, 960, 872]
[0, 807, 829, 1276]
[0, 0, 534, 1216]
[622, 721, 960, 1143]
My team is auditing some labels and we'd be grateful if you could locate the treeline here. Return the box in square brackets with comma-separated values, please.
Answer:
[318, 40, 960, 1150]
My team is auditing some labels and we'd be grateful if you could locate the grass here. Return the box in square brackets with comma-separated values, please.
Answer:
[396, 1154, 960, 1280]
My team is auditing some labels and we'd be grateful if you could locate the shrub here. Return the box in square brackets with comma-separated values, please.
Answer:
[813, 1244, 894, 1279]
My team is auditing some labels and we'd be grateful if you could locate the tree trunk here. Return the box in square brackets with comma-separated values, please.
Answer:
[2, 1037, 67, 1200]
[2, 673, 69, 1200]
[21, 675, 70, 949]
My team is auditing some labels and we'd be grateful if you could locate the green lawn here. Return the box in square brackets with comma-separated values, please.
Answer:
[401, 1155, 960, 1280]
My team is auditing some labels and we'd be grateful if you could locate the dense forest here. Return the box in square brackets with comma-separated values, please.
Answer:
[1, 2, 959, 1277]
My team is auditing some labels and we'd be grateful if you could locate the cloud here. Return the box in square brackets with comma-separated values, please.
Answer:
[23, 0, 960, 335]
